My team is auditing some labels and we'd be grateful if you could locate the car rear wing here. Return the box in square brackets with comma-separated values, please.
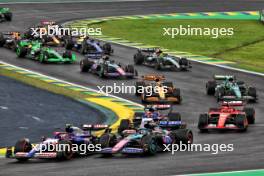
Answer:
[214, 75, 235, 80]
[139, 48, 158, 53]
[142, 74, 165, 81]
[145, 104, 171, 110]
[221, 100, 244, 106]
[41, 20, 56, 25]
[158, 120, 183, 129]
[85, 53, 102, 59]
[82, 124, 109, 131]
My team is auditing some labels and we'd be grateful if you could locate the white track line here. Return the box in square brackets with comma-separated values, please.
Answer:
[181, 168, 264, 176]
[0, 0, 149, 5]
[0, 60, 143, 107]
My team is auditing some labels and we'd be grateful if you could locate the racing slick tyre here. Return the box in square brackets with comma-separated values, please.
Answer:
[216, 87, 225, 102]
[99, 133, 117, 157]
[65, 38, 74, 50]
[135, 81, 145, 96]
[56, 140, 73, 160]
[80, 59, 93, 72]
[206, 81, 216, 95]
[40, 52, 49, 63]
[235, 114, 247, 132]
[179, 58, 189, 70]
[4, 12, 12, 21]
[154, 60, 162, 70]
[14, 138, 32, 161]
[141, 135, 157, 155]
[125, 65, 136, 78]
[174, 129, 193, 145]
[118, 119, 130, 134]
[198, 114, 209, 133]
[16, 47, 27, 58]
[248, 87, 257, 102]
[172, 88, 182, 104]
[134, 52, 144, 65]
[0, 33, 5, 47]
[63, 50, 72, 58]
[102, 43, 112, 55]
[243, 107, 255, 124]
[168, 112, 181, 121]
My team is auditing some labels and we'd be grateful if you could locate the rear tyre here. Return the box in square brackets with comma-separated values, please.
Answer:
[134, 52, 144, 65]
[198, 114, 209, 133]
[118, 119, 130, 134]
[179, 58, 189, 70]
[4, 12, 12, 21]
[16, 47, 27, 58]
[243, 107, 255, 124]
[216, 87, 225, 102]
[248, 87, 257, 102]
[174, 129, 193, 144]
[14, 139, 32, 161]
[65, 38, 74, 50]
[235, 114, 247, 132]
[99, 133, 117, 157]
[56, 140, 73, 160]
[141, 135, 157, 155]
[206, 81, 216, 95]
[172, 88, 181, 104]
[80, 59, 93, 72]
[0, 33, 5, 47]
[102, 43, 112, 55]
[125, 65, 135, 78]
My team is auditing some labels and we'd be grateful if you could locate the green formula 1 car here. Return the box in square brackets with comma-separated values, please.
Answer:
[0, 8, 12, 22]
[206, 75, 257, 102]
[15, 40, 76, 63]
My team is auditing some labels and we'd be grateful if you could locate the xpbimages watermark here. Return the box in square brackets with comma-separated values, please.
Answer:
[97, 83, 168, 96]
[163, 25, 234, 39]
[163, 142, 234, 155]
[30, 25, 102, 38]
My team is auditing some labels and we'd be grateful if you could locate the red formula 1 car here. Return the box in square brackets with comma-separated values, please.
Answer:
[198, 101, 255, 132]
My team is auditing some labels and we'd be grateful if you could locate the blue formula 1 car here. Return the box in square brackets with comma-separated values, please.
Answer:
[65, 36, 113, 55]
[99, 110, 193, 156]
[80, 55, 138, 79]
[6, 124, 108, 161]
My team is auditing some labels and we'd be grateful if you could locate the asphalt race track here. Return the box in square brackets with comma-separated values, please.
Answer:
[0, 0, 264, 175]
[0, 75, 106, 147]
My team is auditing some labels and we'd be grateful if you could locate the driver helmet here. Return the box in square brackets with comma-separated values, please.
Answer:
[65, 124, 73, 133]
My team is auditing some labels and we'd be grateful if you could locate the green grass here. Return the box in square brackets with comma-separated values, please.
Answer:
[89, 19, 264, 73]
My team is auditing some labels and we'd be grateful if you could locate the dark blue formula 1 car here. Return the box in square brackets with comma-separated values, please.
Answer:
[65, 36, 113, 55]
[99, 111, 193, 156]
[80, 54, 138, 79]
[6, 124, 108, 161]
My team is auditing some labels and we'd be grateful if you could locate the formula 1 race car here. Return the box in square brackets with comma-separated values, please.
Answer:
[198, 101, 255, 132]
[16, 40, 76, 63]
[0, 32, 21, 50]
[99, 116, 193, 156]
[80, 55, 137, 78]
[65, 36, 113, 55]
[134, 48, 191, 71]
[24, 20, 65, 46]
[206, 75, 257, 102]
[132, 104, 181, 128]
[6, 124, 107, 161]
[0, 8, 12, 22]
[135, 74, 182, 104]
